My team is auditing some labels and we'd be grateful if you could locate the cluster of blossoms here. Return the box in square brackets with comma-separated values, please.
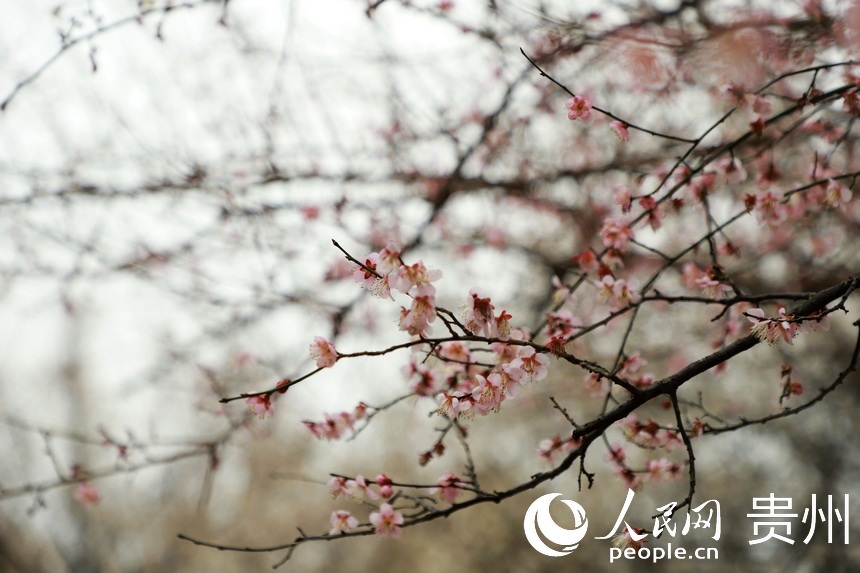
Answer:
[572, 248, 601, 274]
[463, 288, 512, 339]
[599, 275, 641, 310]
[619, 414, 684, 450]
[436, 344, 550, 419]
[352, 242, 443, 337]
[746, 307, 803, 346]
[304, 403, 368, 440]
[328, 473, 394, 502]
[722, 84, 773, 120]
[564, 94, 632, 142]
[600, 217, 635, 252]
[429, 471, 467, 503]
[605, 444, 683, 489]
[537, 435, 581, 464]
[745, 190, 787, 226]
[712, 156, 748, 185]
[245, 378, 290, 419]
[681, 263, 733, 299]
[327, 506, 404, 538]
[545, 310, 581, 353]
[617, 353, 657, 390]
[327, 470, 465, 538]
[638, 195, 664, 230]
[811, 178, 852, 208]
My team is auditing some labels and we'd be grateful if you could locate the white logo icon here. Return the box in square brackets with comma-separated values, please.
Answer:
[524, 493, 589, 557]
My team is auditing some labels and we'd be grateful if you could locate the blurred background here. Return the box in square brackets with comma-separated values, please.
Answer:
[1, 0, 860, 571]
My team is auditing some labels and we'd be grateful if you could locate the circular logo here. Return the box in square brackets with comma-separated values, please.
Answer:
[523, 493, 589, 557]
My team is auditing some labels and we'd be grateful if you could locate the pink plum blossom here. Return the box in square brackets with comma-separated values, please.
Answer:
[377, 242, 402, 275]
[370, 504, 404, 538]
[304, 409, 360, 440]
[471, 373, 505, 414]
[353, 252, 380, 289]
[438, 340, 471, 363]
[715, 156, 748, 184]
[600, 217, 634, 251]
[637, 196, 663, 230]
[564, 95, 592, 120]
[430, 471, 467, 503]
[613, 185, 632, 213]
[329, 510, 358, 535]
[572, 249, 599, 272]
[619, 352, 646, 376]
[495, 309, 513, 341]
[327, 476, 350, 498]
[399, 289, 437, 336]
[646, 458, 683, 481]
[746, 307, 801, 346]
[437, 392, 473, 419]
[464, 288, 495, 336]
[347, 475, 380, 501]
[309, 336, 338, 368]
[752, 190, 786, 225]
[823, 179, 851, 207]
[599, 276, 641, 309]
[610, 120, 630, 142]
[390, 260, 442, 295]
[246, 394, 274, 419]
[537, 435, 580, 464]
[510, 346, 549, 383]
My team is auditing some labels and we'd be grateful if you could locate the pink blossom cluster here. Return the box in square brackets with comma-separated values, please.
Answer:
[746, 307, 802, 346]
[599, 275, 641, 309]
[304, 403, 368, 440]
[605, 444, 682, 489]
[712, 156, 748, 185]
[327, 503, 405, 538]
[245, 378, 291, 419]
[572, 249, 601, 273]
[681, 263, 732, 299]
[436, 345, 551, 419]
[328, 473, 395, 501]
[745, 190, 787, 226]
[721, 84, 772, 120]
[463, 288, 512, 339]
[616, 352, 657, 390]
[802, 174, 852, 209]
[637, 196, 663, 230]
[352, 243, 443, 337]
[537, 435, 581, 464]
[402, 359, 441, 396]
[429, 471, 467, 503]
[329, 472, 469, 538]
[619, 414, 684, 450]
[600, 217, 634, 251]
[545, 310, 581, 352]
